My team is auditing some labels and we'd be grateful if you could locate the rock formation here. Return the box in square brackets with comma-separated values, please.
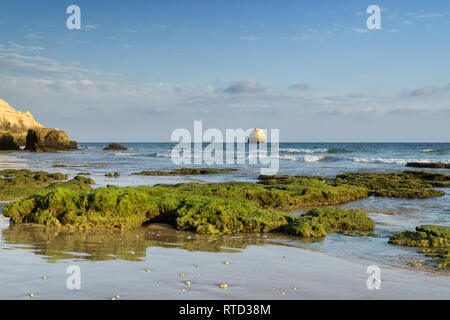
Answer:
[25, 128, 78, 152]
[0, 98, 77, 151]
[0, 99, 43, 149]
[248, 128, 266, 144]
[103, 143, 127, 151]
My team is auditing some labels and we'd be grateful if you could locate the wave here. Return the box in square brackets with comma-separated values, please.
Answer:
[149, 152, 171, 158]
[114, 152, 139, 157]
[279, 148, 328, 154]
[350, 157, 450, 165]
[279, 155, 297, 161]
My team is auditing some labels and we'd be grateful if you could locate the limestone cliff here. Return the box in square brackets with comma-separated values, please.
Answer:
[0, 98, 77, 151]
[0, 99, 44, 149]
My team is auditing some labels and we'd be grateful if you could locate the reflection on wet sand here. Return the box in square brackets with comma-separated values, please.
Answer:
[1, 223, 322, 262]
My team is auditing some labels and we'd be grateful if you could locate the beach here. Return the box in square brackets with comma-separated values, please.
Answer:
[0, 142, 449, 299]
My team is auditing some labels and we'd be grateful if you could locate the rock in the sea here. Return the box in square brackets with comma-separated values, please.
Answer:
[406, 162, 450, 169]
[103, 143, 127, 151]
[25, 128, 78, 152]
[0, 99, 43, 149]
[248, 128, 266, 144]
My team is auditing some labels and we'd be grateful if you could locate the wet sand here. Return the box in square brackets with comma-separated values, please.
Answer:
[1, 216, 449, 300]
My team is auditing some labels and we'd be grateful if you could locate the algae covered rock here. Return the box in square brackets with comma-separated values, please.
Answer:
[330, 171, 448, 199]
[406, 162, 450, 169]
[389, 225, 450, 248]
[0, 169, 92, 201]
[389, 225, 450, 270]
[282, 208, 374, 237]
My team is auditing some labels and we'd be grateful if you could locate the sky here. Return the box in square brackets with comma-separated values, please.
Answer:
[0, 0, 449, 142]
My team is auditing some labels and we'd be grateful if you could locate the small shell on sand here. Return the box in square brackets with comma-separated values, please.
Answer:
[219, 283, 228, 289]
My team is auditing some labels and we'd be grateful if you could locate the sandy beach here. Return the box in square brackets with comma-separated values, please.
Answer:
[1, 212, 449, 300]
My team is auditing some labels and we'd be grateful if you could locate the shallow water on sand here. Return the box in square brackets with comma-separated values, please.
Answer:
[0, 142, 449, 299]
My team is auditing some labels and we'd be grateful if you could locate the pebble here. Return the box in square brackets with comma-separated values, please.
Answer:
[42, 276, 47, 280]
[224, 261, 229, 265]
[185, 281, 191, 286]
[145, 269, 151, 273]
[195, 265, 200, 269]
[292, 287, 297, 291]
[179, 273, 185, 277]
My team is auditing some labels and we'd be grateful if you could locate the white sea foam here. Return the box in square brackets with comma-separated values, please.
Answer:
[350, 157, 450, 165]
[280, 148, 328, 154]
[279, 155, 297, 161]
[150, 152, 171, 158]
[302, 155, 327, 162]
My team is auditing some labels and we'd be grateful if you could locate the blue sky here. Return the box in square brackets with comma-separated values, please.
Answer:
[0, 0, 449, 141]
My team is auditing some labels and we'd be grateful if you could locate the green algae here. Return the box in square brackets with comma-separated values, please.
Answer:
[282, 208, 374, 237]
[371, 188, 445, 198]
[406, 162, 450, 169]
[389, 225, 450, 248]
[0, 170, 93, 201]
[329, 171, 449, 198]
[418, 249, 449, 270]
[132, 168, 238, 176]
[160, 179, 369, 210]
[389, 225, 450, 270]
[3, 184, 374, 237]
[105, 172, 120, 178]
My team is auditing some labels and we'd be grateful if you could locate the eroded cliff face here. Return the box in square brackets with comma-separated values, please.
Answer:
[0, 99, 77, 151]
[0, 99, 44, 149]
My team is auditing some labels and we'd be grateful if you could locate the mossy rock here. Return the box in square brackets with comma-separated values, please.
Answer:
[329, 171, 449, 199]
[3, 184, 374, 236]
[105, 172, 120, 178]
[389, 225, 450, 248]
[283, 208, 374, 237]
[406, 162, 450, 169]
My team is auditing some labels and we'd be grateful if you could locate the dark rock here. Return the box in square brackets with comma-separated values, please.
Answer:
[406, 162, 450, 169]
[0, 134, 20, 150]
[25, 128, 78, 152]
[103, 143, 127, 151]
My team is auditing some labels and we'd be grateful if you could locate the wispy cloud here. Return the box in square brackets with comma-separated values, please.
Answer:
[0, 41, 44, 53]
[408, 84, 450, 97]
[223, 79, 266, 94]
